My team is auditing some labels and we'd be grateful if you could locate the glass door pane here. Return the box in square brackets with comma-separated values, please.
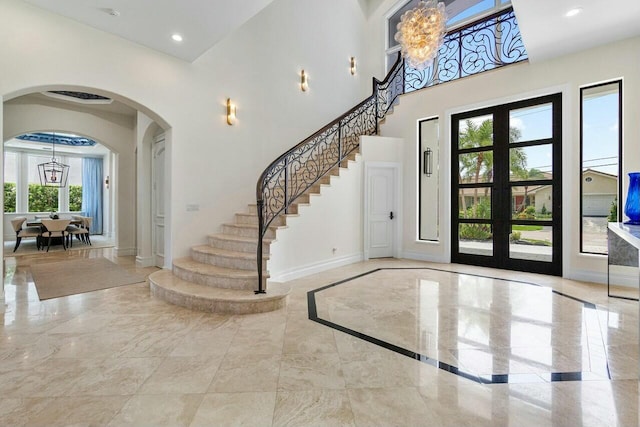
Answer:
[510, 224, 553, 262]
[452, 93, 561, 276]
[580, 81, 621, 255]
[459, 223, 493, 256]
[458, 114, 493, 149]
[455, 112, 495, 260]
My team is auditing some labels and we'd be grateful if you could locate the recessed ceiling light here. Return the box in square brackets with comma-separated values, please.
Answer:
[565, 7, 582, 17]
[172, 34, 183, 42]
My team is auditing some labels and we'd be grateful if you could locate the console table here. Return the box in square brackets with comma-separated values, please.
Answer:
[607, 222, 640, 301]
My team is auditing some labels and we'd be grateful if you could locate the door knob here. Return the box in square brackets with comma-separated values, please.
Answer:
[389, 211, 394, 220]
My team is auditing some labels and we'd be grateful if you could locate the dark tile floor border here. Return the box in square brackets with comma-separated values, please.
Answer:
[307, 267, 611, 384]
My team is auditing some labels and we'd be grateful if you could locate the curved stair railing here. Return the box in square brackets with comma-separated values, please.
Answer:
[255, 7, 527, 293]
[254, 54, 405, 293]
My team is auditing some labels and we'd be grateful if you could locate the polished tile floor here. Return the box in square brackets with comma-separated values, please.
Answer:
[1, 249, 638, 426]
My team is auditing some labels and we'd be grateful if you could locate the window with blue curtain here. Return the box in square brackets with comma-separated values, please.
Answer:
[81, 157, 103, 234]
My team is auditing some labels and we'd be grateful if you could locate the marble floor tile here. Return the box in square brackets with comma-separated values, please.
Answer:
[340, 348, 458, 389]
[190, 392, 276, 427]
[226, 324, 285, 356]
[66, 357, 163, 396]
[49, 331, 139, 359]
[273, 389, 355, 427]
[107, 394, 203, 427]
[116, 329, 185, 358]
[347, 387, 435, 427]
[0, 251, 638, 426]
[0, 357, 95, 398]
[138, 355, 224, 394]
[278, 353, 346, 391]
[21, 396, 128, 427]
[283, 315, 338, 354]
[209, 353, 281, 392]
[0, 397, 51, 426]
[333, 329, 383, 354]
[169, 328, 237, 357]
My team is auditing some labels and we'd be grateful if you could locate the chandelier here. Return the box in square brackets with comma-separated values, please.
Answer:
[395, 0, 448, 70]
[37, 133, 70, 188]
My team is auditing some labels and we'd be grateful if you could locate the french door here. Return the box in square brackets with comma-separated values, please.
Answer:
[452, 94, 562, 276]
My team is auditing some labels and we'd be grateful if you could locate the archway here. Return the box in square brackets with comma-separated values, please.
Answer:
[1, 85, 172, 298]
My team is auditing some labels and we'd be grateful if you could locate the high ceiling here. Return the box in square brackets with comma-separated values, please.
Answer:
[512, 0, 640, 62]
[21, 0, 275, 62]
[19, 0, 640, 63]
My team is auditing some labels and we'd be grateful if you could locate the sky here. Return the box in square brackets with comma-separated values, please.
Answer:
[512, 93, 619, 176]
[459, 92, 620, 179]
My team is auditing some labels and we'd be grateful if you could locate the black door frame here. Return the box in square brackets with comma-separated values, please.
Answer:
[451, 93, 563, 276]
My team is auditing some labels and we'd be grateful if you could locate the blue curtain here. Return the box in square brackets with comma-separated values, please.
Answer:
[81, 157, 103, 234]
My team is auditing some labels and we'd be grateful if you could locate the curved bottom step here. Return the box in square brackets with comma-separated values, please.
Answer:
[148, 270, 289, 314]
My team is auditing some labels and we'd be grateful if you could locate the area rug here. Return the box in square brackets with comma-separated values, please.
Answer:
[31, 257, 148, 300]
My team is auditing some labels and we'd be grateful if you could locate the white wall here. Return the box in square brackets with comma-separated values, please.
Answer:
[268, 156, 364, 282]
[268, 135, 404, 282]
[378, 36, 640, 284]
[0, 0, 377, 265]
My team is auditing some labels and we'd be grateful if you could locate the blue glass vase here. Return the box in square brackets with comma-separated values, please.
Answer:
[624, 172, 640, 224]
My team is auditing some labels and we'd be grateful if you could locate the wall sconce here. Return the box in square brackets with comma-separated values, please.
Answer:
[226, 98, 237, 125]
[423, 148, 432, 177]
[300, 70, 308, 92]
[105, 176, 110, 189]
[350, 56, 357, 75]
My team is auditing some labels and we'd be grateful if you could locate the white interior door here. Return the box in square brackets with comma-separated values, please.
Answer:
[366, 165, 397, 258]
[152, 134, 165, 268]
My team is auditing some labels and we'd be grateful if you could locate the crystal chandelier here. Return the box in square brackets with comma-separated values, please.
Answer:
[37, 133, 70, 188]
[395, 0, 448, 70]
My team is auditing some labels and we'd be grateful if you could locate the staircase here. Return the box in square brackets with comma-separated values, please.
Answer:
[148, 54, 403, 315]
[148, 150, 360, 314]
[148, 202, 289, 314]
[148, 8, 527, 314]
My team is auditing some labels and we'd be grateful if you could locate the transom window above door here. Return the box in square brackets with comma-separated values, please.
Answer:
[386, 0, 512, 69]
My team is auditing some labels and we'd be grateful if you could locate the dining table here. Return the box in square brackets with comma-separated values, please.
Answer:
[26, 217, 83, 249]
[26, 218, 82, 227]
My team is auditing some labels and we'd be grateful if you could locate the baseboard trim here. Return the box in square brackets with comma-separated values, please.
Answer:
[269, 253, 363, 283]
[115, 247, 136, 257]
[136, 256, 155, 268]
[568, 270, 607, 286]
[401, 250, 450, 264]
[568, 266, 639, 288]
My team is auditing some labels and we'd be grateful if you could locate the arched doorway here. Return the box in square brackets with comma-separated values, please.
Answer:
[1, 86, 172, 298]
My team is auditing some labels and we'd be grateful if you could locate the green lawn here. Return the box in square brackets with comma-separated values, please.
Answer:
[521, 238, 552, 246]
[512, 225, 543, 231]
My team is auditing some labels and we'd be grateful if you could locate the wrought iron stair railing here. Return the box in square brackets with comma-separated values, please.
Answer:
[255, 6, 527, 293]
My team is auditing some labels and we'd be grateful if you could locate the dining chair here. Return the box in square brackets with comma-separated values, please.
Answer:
[40, 219, 71, 252]
[82, 216, 93, 245]
[10, 216, 42, 252]
[67, 215, 89, 247]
